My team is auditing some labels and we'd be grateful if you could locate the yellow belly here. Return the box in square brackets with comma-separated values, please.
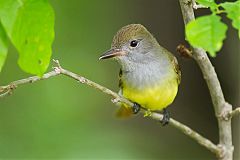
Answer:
[122, 80, 178, 111]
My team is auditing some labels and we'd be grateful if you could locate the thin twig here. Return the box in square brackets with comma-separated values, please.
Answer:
[228, 107, 240, 118]
[151, 112, 221, 155]
[179, 0, 233, 159]
[0, 60, 221, 155]
[0, 70, 60, 94]
[192, 0, 208, 9]
[176, 44, 193, 58]
[0, 89, 12, 98]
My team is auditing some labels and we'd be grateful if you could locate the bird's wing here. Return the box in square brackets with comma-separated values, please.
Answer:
[118, 68, 123, 89]
[171, 56, 181, 85]
[161, 46, 181, 85]
[116, 69, 133, 118]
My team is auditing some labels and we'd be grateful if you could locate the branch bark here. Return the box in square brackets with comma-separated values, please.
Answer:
[192, 0, 208, 9]
[0, 71, 60, 97]
[178, 1, 233, 160]
[229, 107, 240, 118]
[0, 60, 221, 155]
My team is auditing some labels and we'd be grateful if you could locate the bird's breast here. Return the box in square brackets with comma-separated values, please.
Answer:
[121, 66, 178, 111]
[122, 78, 178, 111]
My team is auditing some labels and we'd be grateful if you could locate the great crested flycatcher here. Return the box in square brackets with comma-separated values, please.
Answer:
[99, 24, 181, 125]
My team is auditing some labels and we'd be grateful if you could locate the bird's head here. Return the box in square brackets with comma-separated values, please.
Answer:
[99, 24, 159, 65]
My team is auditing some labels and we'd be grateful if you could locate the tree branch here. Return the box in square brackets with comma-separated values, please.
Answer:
[228, 107, 240, 118]
[150, 112, 221, 155]
[192, 0, 208, 9]
[0, 71, 60, 97]
[0, 59, 221, 155]
[179, 1, 233, 159]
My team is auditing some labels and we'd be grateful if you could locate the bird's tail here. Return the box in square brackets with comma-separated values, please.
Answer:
[115, 103, 133, 118]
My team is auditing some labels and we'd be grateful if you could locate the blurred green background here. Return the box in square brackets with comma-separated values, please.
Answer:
[0, 0, 239, 159]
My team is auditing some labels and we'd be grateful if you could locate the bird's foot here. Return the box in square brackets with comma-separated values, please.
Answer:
[160, 108, 170, 126]
[144, 109, 152, 117]
[132, 103, 141, 114]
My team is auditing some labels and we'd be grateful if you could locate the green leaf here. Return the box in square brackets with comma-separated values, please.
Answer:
[12, 0, 55, 76]
[0, 22, 8, 72]
[196, 0, 218, 10]
[221, 1, 240, 38]
[186, 14, 227, 57]
[0, 0, 22, 36]
[0, 0, 55, 76]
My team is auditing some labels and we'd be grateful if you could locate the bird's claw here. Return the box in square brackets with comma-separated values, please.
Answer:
[144, 109, 152, 117]
[160, 108, 170, 126]
[132, 103, 141, 114]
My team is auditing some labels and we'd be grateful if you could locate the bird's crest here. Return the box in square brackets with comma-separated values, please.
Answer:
[111, 24, 152, 48]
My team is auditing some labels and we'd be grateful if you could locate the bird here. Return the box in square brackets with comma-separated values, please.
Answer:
[99, 24, 181, 125]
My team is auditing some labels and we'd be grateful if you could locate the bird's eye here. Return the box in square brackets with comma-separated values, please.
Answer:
[130, 40, 139, 48]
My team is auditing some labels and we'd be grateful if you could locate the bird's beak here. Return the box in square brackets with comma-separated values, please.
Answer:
[99, 48, 126, 60]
